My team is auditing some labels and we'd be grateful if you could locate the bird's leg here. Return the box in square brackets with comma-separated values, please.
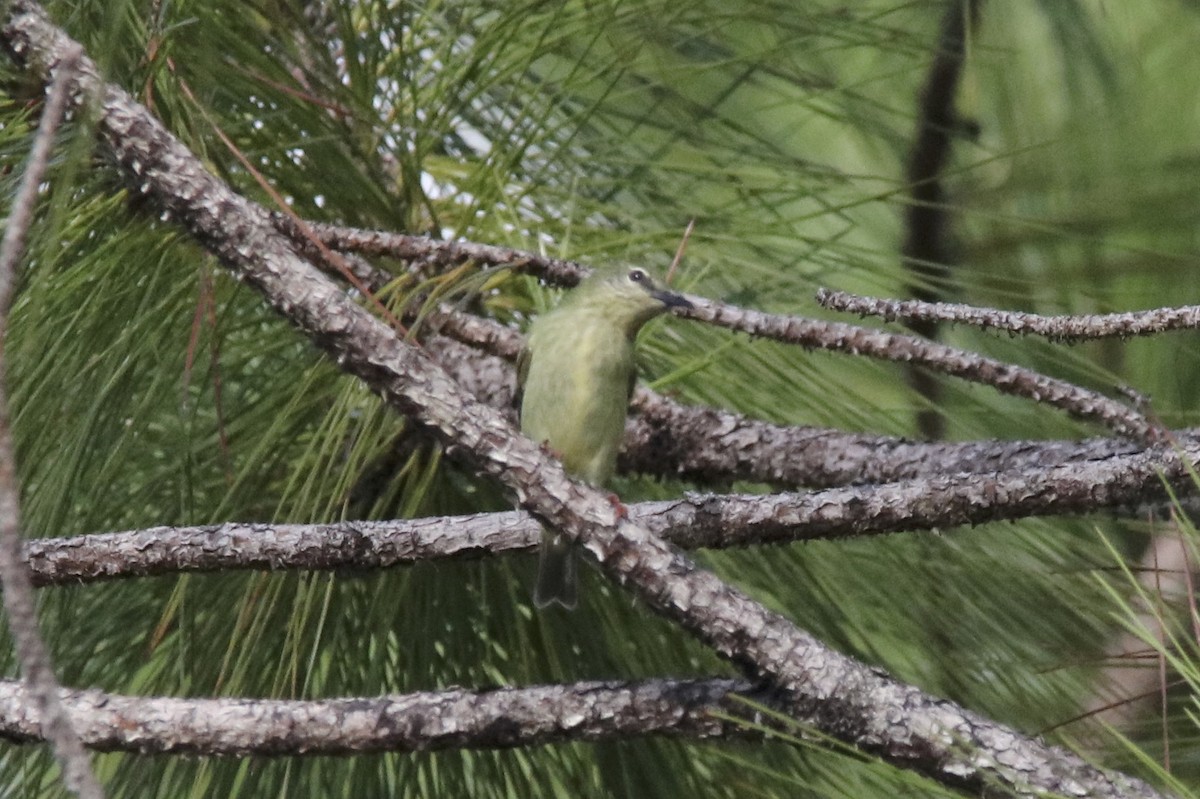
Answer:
[537, 440, 565, 461]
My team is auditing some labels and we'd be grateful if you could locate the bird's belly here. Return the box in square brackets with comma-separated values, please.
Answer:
[551, 389, 626, 479]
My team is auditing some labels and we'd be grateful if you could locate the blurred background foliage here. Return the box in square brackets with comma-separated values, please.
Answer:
[0, 0, 1198, 795]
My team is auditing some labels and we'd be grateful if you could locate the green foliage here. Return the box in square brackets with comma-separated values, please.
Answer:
[1, 0, 1198, 796]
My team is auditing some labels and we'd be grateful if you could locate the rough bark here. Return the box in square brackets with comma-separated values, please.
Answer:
[0, 678, 756, 755]
[23, 442, 1195, 587]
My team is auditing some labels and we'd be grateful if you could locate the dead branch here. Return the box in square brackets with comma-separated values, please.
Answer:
[0, 678, 756, 755]
[819, 288, 1200, 342]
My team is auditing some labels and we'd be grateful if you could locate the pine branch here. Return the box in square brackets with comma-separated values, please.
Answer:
[0, 4, 1170, 796]
[0, 678, 756, 755]
[680, 294, 1158, 443]
[623, 385, 1160, 488]
[819, 288, 1200, 342]
[23, 442, 1198, 587]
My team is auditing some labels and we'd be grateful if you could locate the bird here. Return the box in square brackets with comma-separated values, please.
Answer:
[516, 267, 691, 608]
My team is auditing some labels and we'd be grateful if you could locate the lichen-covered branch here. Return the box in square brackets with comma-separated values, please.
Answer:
[623, 385, 1160, 488]
[0, 678, 756, 755]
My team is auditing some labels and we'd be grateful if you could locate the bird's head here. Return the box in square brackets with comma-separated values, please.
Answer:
[565, 267, 692, 336]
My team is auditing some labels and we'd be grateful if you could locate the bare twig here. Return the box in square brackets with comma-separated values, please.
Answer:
[0, 5, 1168, 796]
[0, 42, 104, 799]
[0, 677, 757, 754]
[819, 288, 1200, 342]
[270, 213, 589, 285]
[679, 294, 1159, 443]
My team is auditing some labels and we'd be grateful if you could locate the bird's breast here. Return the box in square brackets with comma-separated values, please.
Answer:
[520, 318, 635, 485]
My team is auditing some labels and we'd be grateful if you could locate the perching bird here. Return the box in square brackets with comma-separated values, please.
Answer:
[516, 267, 691, 608]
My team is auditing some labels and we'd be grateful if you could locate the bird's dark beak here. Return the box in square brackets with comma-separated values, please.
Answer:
[653, 290, 693, 311]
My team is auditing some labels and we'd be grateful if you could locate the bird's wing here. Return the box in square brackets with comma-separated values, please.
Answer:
[627, 364, 637, 403]
[514, 344, 531, 419]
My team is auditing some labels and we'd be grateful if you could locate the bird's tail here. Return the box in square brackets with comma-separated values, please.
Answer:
[534, 531, 578, 609]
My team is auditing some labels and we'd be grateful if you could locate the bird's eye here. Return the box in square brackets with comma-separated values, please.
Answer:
[628, 269, 646, 283]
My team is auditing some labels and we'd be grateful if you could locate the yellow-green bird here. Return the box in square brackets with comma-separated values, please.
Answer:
[517, 267, 691, 608]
